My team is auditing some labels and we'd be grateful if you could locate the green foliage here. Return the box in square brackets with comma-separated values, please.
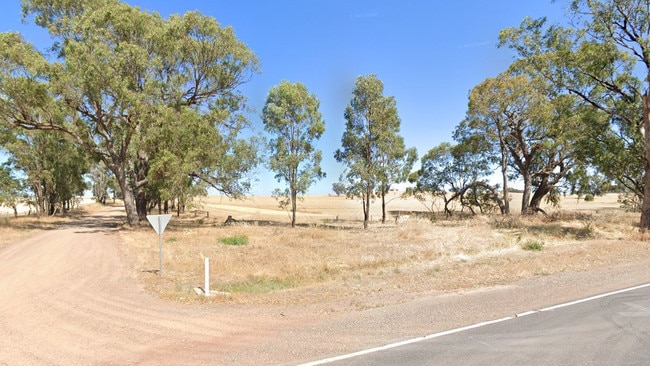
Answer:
[332, 182, 346, 196]
[522, 240, 544, 251]
[544, 188, 561, 208]
[584, 193, 594, 202]
[0, 0, 260, 225]
[0, 164, 24, 217]
[219, 235, 249, 246]
[565, 166, 613, 200]
[458, 72, 581, 214]
[3, 130, 88, 215]
[498, 0, 650, 226]
[262, 81, 325, 227]
[335, 74, 414, 228]
[410, 142, 504, 216]
[87, 162, 117, 203]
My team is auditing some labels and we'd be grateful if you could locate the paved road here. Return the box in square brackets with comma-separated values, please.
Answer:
[324, 285, 650, 365]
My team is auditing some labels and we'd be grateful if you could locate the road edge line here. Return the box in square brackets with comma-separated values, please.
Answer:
[298, 282, 650, 366]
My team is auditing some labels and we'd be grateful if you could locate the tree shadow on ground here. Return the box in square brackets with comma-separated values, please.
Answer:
[0, 205, 127, 234]
[160, 215, 363, 231]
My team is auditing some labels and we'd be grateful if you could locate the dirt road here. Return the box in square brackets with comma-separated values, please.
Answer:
[0, 208, 294, 365]
[2, 207, 650, 365]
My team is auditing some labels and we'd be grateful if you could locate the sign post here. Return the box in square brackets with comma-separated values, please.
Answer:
[146, 214, 172, 276]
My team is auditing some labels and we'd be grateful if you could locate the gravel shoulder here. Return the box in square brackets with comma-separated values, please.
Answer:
[1, 206, 649, 365]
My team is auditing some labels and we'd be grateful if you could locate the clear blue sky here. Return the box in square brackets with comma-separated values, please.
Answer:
[1, 1, 568, 196]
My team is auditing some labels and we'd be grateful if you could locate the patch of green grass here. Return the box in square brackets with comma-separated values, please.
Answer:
[522, 240, 544, 251]
[221, 275, 296, 293]
[219, 235, 249, 246]
[167, 237, 177, 243]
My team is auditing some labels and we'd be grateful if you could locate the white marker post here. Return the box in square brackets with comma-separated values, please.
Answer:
[204, 257, 210, 296]
[146, 214, 172, 276]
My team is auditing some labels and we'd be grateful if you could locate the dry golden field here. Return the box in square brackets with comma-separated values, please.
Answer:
[109, 192, 650, 309]
[2, 193, 647, 310]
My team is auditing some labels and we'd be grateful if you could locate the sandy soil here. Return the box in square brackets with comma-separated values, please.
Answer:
[1, 205, 650, 365]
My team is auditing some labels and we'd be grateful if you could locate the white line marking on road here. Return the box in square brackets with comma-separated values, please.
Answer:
[298, 282, 650, 366]
[515, 310, 537, 317]
[298, 317, 513, 366]
[539, 283, 650, 312]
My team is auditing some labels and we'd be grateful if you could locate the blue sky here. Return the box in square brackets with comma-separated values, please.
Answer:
[1, 1, 568, 195]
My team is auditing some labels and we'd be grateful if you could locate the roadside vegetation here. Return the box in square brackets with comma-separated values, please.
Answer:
[111, 193, 650, 307]
[2, 0, 650, 310]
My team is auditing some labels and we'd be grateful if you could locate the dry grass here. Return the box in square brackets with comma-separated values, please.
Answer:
[114, 193, 650, 307]
[1, 194, 644, 308]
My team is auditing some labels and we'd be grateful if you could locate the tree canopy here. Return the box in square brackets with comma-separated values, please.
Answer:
[262, 81, 325, 227]
[456, 72, 584, 214]
[499, 0, 650, 226]
[335, 74, 414, 228]
[0, 0, 260, 225]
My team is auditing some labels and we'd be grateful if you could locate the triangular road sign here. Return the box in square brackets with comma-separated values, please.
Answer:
[147, 214, 172, 235]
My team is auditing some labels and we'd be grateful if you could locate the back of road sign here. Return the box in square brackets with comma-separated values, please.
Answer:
[146, 214, 171, 235]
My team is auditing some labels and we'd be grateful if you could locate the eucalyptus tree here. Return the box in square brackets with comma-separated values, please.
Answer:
[335, 74, 407, 229]
[455, 75, 516, 214]
[375, 129, 417, 223]
[88, 162, 116, 204]
[0, 0, 259, 225]
[142, 104, 258, 216]
[457, 72, 583, 214]
[0, 164, 24, 218]
[262, 81, 325, 227]
[3, 129, 88, 215]
[499, 0, 650, 227]
[410, 142, 505, 217]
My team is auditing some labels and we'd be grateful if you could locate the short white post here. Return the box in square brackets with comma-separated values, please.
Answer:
[204, 257, 210, 296]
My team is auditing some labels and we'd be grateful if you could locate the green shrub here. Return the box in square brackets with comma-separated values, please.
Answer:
[584, 194, 594, 202]
[522, 240, 544, 251]
[219, 235, 249, 246]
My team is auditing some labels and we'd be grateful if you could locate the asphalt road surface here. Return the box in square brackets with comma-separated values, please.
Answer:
[321, 284, 650, 365]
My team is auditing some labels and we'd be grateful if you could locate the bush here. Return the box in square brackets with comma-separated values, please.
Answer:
[522, 240, 544, 251]
[618, 193, 641, 212]
[584, 194, 594, 202]
[219, 235, 249, 246]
